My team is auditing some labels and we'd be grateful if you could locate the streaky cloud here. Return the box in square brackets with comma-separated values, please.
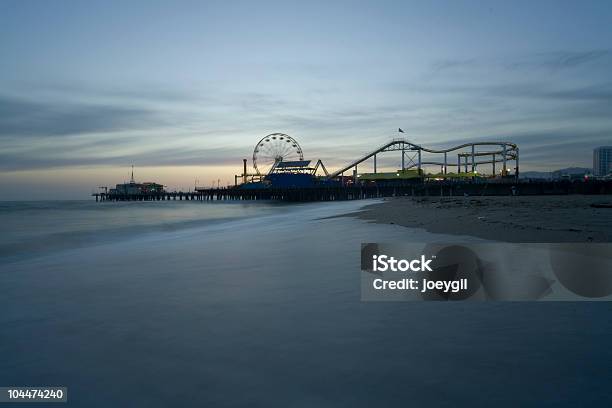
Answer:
[0, 94, 163, 138]
[508, 50, 611, 71]
[0, 145, 241, 171]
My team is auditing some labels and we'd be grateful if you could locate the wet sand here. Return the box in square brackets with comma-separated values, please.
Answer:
[350, 195, 612, 242]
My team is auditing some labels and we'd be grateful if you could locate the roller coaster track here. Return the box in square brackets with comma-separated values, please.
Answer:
[328, 138, 518, 178]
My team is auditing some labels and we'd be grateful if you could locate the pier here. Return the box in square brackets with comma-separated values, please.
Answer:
[93, 179, 612, 202]
[93, 134, 612, 203]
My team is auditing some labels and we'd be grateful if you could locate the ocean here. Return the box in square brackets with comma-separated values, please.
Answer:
[1, 200, 611, 407]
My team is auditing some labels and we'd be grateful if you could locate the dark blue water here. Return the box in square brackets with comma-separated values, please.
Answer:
[1, 200, 611, 407]
[0, 200, 283, 263]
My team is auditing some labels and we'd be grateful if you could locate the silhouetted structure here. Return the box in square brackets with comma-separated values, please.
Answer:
[108, 165, 165, 195]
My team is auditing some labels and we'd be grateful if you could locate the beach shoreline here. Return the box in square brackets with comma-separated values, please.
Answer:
[345, 195, 612, 243]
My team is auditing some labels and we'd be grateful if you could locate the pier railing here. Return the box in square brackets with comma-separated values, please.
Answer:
[92, 180, 612, 202]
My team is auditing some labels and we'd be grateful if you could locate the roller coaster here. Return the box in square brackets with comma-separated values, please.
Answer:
[328, 138, 519, 180]
[235, 133, 519, 188]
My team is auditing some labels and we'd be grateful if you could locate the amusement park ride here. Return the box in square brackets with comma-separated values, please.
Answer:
[234, 133, 329, 187]
[235, 132, 519, 188]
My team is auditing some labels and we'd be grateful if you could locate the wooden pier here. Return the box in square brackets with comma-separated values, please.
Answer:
[93, 180, 612, 202]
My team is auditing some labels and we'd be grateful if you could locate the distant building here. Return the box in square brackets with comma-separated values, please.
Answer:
[593, 146, 612, 177]
[111, 181, 164, 195]
[108, 166, 165, 195]
[551, 167, 592, 180]
[520, 167, 593, 180]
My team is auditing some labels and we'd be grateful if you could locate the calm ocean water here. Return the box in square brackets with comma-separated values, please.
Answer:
[0, 200, 285, 264]
[1, 200, 611, 407]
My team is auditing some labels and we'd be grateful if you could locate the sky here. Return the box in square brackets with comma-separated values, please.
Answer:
[1, 0, 611, 199]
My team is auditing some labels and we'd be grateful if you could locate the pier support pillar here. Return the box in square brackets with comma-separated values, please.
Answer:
[471, 145, 475, 173]
[243, 158, 248, 185]
[515, 147, 519, 180]
[492, 154, 496, 175]
[444, 152, 447, 174]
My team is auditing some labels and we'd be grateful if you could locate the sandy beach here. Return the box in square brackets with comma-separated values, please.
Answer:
[351, 195, 612, 243]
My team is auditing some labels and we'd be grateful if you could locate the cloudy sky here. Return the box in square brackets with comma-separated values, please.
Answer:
[1, 0, 611, 199]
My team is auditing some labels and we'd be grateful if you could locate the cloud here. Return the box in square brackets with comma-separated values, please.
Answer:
[430, 58, 478, 73]
[2, 50, 611, 176]
[0, 145, 241, 171]
[508, 50, 611, 71]
[0, 94, 164, 138]
[478, 82, 612, 105]
[429, 50, 611, 75]
[542, 84, 612, 102]
[0, 89, 246, 170]
[409, 80, 612, 106]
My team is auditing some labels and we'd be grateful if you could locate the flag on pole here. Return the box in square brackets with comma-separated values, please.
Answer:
[398, 128, 404, 133]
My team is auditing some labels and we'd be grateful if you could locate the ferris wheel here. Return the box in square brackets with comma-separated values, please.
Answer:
[252, 133, 304, 175]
